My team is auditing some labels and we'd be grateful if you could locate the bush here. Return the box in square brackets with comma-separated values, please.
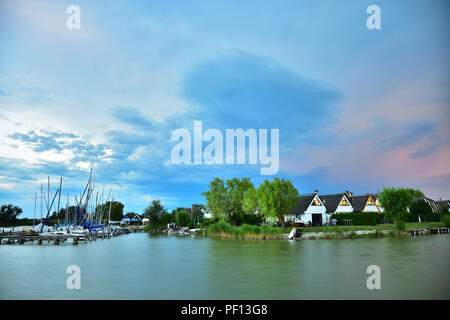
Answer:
[348, 231, 357, 238]
[333, 226, 343, 234]
[175, 210, 192, 227]
[207, 220, 233, 234]
[143, 224, 164, 232]
[441, 215, 450, 227]
[333, 213, 378, 226]
[394, 220, 406, 232]
[208, 221, 283, 238]
[405, 212, 441, 222]
[199, 217, 219, 228]
[237, 214, 263, 226]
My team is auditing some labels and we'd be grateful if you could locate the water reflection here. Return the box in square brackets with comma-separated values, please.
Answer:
[0, 234, 449, 299]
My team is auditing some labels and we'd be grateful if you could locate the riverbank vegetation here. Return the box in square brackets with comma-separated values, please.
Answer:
[206, 220, 446, 239]
[207, 220, 290, 239]
[142, 200, 204, 232]
[378, 187, 449, 232]
[202, 177, 298, 226]
[200, 179, 450, 239]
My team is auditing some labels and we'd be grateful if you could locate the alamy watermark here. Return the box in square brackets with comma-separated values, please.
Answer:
[66, 265, 81, 290]
[170, 121, 279, 175]
[366, 5, 381, 30]
[366, 265, 381, 290]
[66, 5, 81, 30]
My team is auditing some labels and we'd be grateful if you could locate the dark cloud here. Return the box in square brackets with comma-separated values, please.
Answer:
[7, 129, 109, 162]
[181, 51, 343, 144]
[110, 106, 158, 130]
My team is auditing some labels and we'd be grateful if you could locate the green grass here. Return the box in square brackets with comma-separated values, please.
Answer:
[298, 222, 444, 233]
[206, 221, 446, 240]
[441, 215, 450, 227]
[207, 221, 287, 239]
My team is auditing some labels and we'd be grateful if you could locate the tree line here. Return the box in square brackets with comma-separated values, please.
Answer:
[201, 177, 299, 226]
[378, 187, 450, 230]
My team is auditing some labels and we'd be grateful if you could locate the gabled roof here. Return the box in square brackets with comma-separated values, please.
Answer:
[413, 197, 440, 213]
[319, 193, 347, 213]
[435, 200, 450, 212]
[349, 195, 374, 212]
[286, 194, 316, 214]
[131, 215, 141, 221]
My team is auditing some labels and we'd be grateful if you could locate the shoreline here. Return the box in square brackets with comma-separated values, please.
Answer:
[205, 224, 450, 240]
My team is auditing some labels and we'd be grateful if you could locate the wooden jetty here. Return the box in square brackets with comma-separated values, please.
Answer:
[410, 227, 450, 236]
[0, 229, 120, 245]
[0, 232, 85, 245]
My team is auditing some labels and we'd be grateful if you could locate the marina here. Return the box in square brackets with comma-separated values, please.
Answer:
[1, 232, 449, 299]
[0, 227, 143, 245]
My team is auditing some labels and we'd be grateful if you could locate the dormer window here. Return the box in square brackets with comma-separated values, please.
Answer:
[367, 197, 374, 205]
[311, 198, 321, 206]
[340, 198, 349, 206]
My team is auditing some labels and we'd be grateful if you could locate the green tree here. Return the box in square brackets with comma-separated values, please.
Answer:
[95, 201, 124, 221]
[202, 177, 254, 225]
[160, 211, 175, 225]
[0, 204, 23, 224]
[49, 207, 69, 224]
[405, 188, 425, 198]
[191, 207, 204, 225]
[378, 187, 413, 231]
[409, 200, 433, 219]
[201, 178, 228, 219]
[255, 178, 298, 227]
[126, 212, 138, 218]
[242, 187, 260, 215]
[176, 210, 191, 227]
[143, 200, 166, 225]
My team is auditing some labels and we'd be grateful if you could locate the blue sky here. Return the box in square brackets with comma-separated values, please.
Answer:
[0, 0, 449, 217]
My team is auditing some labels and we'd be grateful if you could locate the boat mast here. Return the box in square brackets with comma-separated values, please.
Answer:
[108, 196, 113, 226]
[66, 194, 69, 223]
[33, 192, 37, 227]
[47, 176, 50, 210]
[40, 181, 43, 224]
[56, 177, 62, 226]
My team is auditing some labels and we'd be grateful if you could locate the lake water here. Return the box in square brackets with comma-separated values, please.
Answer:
[0, 233, 449, 299]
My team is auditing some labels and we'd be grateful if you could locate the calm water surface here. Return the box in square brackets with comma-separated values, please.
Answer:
[0, 233, 449, 299]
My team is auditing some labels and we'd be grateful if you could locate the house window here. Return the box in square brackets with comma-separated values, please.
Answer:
[340, 198, 349, 206]
[311, 198, 321, 206]
[367, 198, 374, 205]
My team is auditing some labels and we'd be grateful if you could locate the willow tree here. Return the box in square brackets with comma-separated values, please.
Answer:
[202, 177, 254, 225]
[256, 178, 298, 227]
[378, 187, 413, 231]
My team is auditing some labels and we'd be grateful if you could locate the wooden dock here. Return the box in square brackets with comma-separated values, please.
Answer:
[0, 228, 125, 245]
[410, 227, 450, 236]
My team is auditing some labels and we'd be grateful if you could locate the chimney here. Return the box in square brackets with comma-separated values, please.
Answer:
[314, 189, 318, 194]
[345, 190, 349, 197]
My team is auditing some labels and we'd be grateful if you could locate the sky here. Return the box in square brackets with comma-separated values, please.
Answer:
[0, 0, 449, 218]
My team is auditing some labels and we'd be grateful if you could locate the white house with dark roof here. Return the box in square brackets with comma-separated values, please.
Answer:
[349, 194, 380, 213]
[283, 189, 448, 226]
[319, 192, 354, 214]
[285, 191, 329, 226]
[283, 190, 385, 225]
